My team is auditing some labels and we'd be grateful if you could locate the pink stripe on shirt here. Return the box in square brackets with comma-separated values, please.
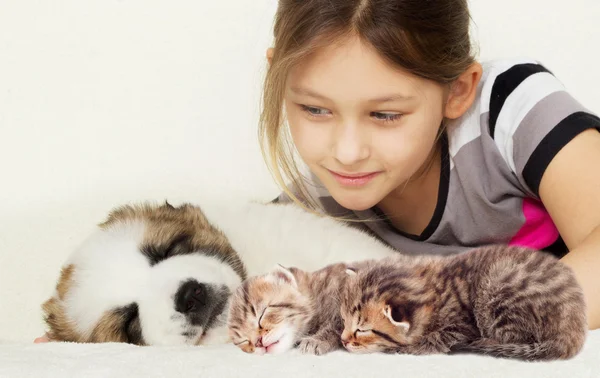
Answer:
[509, 198, 559, 250]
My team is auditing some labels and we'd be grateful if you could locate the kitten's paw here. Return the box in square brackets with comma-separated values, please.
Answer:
[297, 336, 335, 356]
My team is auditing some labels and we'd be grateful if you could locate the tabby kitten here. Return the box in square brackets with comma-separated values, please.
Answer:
[228, 262, 353, 355]
[340, 245, 587, 361]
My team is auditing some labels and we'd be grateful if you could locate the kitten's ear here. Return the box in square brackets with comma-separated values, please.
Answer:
[272, 264, 298, 288]
[383, 305, 410, 332]
[345, 267, 357, 276]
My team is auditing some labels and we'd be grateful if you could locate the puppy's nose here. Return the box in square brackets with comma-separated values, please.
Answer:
[176, 280, 208, 313]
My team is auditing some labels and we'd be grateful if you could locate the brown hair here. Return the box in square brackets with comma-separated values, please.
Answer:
[259, 0, 476, 211]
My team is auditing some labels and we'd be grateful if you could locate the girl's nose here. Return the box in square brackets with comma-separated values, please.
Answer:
[332, 122, 369, 166]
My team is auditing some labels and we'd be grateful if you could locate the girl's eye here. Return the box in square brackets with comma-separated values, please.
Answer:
[371, 112, 402, 123]
[300, 105, 332, 117]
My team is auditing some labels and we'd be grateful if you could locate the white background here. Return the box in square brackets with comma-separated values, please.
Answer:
[0, 0, 598, 341]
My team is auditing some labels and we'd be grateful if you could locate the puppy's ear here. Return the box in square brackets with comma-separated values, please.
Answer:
[41, 296, 80, 342]
[41, 264, 82, 342]
[383, 305, 410, 332]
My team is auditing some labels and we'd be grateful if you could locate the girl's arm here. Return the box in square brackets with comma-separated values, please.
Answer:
[539, 128, 600, 330]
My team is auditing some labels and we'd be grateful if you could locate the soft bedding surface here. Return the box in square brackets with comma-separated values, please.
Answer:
[1, 331, 599, 378]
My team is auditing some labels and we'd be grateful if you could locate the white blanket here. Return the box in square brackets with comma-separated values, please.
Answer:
[1, 331, 599, 378]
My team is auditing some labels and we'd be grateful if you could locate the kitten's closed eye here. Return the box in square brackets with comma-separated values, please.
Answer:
[234, 340, 250, 346]
[356, 329, 372, 336]
[268, 303, 293, 309]
[257, 305, 287, 330]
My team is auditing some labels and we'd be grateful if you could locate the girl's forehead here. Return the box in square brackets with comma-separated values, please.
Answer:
[286, 37, 437, 104]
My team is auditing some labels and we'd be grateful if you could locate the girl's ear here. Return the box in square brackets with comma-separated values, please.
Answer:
[266, 48, 274, 66]
[383, 305, 410, 332]
[271, 263, 298, 288]
[444, 62, 483, 120]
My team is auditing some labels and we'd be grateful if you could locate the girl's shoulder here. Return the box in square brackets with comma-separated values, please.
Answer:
[448, 57, 599, 197]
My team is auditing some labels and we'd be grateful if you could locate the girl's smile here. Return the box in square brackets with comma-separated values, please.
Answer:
[327, 169, 382, 187]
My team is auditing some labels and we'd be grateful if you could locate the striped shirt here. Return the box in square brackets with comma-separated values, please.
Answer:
[273, 58, 600, 258]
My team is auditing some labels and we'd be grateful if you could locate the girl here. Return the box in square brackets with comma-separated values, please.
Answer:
[262, 0, 600, 330]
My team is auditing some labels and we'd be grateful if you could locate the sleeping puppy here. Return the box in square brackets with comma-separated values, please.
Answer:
[42, 202, 246, 346]
[42, 201, 400, 346]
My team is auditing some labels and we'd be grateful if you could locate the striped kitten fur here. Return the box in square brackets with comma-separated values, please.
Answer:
[341, 245, 587, 360]
[228, 262, 355, 355]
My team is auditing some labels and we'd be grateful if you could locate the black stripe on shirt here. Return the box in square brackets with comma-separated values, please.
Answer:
[543, 235, 569, 259]
[489, 63, 552, 139]
[522, 112, 600, 196]
[371, 131, 450, 241]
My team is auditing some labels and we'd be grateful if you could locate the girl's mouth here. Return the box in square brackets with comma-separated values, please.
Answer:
[328, 170, 381, 187]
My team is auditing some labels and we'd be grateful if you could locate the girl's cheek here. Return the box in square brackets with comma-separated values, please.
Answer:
[289, 120, 328, 158]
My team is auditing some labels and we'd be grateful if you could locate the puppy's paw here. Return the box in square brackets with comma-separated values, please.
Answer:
[297, 336, 335, 356]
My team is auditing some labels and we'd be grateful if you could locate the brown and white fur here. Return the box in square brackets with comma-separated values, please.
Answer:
[340, 245, 587, 361]
[228, 263, 357, 355]
[42, 200, 400, 346]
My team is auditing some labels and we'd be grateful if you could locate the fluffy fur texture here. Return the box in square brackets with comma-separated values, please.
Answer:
[42, 200, 400, 346]
[43, 202, 243, 346]
[340, 245, 587, 361]
[228, 263, 357, 355]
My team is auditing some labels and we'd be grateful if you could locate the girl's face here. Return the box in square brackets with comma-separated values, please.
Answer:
[284, 37, 448, 211]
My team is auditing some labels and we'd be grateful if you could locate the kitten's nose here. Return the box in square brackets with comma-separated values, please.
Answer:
[256, 337, 263, 348]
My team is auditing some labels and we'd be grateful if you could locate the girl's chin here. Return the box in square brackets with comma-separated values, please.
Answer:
[330, 192, 381, 212]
